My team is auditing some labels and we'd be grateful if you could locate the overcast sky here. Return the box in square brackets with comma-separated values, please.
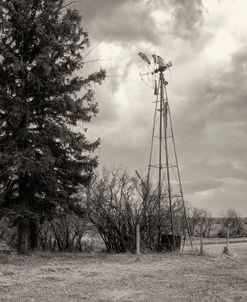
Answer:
[73, 0, 247, 216]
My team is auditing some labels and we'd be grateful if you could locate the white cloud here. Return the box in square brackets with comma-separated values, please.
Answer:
[73, 0, 247, 215]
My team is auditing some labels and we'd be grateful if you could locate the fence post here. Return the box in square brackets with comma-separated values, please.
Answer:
[200, 223, 204, 255]
[136, 223, 140, 261]
[222, 225, 230, 255]
[226, 225, 229, 250]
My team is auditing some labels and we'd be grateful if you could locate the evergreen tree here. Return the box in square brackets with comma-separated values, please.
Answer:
[0, 0, 105, 253]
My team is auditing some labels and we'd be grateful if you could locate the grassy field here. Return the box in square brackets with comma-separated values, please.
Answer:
[0, 242, 247, 302]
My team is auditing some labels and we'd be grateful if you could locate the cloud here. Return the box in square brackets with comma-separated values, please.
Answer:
[187, 178, 247, 216]
[175, 45, 247, 156]
[169, 43, 247, 214]
[171, 0, 204, 41]
[75, 0, 161, 44]
[183, 177, 223, 194]
[74, 0, 206, 47]
[70, 0, 247, 215]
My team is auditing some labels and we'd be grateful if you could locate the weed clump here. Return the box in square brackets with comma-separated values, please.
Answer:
[222, 246, 231, 256]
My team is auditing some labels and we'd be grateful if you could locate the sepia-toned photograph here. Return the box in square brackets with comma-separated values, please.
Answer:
[0, 0, 247, 301]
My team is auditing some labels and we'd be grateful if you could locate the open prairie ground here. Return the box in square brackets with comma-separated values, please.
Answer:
[0, 241, 247, 302]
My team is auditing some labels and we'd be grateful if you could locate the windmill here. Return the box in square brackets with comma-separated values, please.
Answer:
[138, 52, 192, 251]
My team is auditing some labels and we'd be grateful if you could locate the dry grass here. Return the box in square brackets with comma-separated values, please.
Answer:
[0, 242, 247, 302]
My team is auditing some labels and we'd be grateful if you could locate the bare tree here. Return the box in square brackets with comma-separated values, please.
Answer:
[86, 168, 138, 253]
[219, 208, 244, 238]
[188, 207, 212, 238]
[86, 168, 188, 253]
[39, 214, 90, 252]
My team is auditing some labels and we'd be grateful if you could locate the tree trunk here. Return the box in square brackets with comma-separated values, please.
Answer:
[30, 221, 38, 250]
[17, 221, 30, 255]
[17, 220, 38, 254]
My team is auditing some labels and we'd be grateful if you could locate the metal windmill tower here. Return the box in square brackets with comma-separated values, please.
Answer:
[138, 52, 192, 250]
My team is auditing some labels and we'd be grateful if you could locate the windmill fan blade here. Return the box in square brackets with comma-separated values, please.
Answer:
[138, 52, 151, 65]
